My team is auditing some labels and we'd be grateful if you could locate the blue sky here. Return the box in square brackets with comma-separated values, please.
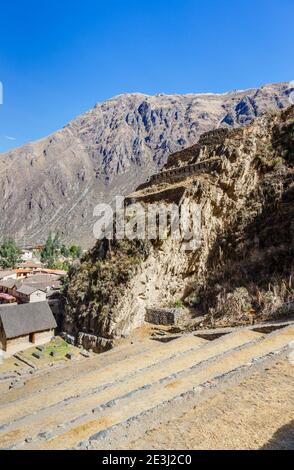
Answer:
[0, 0, 293, 152]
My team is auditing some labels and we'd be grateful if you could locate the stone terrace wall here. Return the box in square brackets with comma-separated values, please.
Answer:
[137, 157, 222, 191]
[145, 308, 187, 326]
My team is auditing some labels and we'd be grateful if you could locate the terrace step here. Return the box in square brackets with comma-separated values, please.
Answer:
[1, 330, 262, 448]
[0, 335, 206, 429]
[0, 338, 161, 406]
[25, 326, 294, 450]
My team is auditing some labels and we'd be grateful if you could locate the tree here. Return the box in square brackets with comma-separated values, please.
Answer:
[40, 235, 82, 267]
[40, 233, 61, 267]
[0, 239, 22, 269]
[60, 244, 70, 257]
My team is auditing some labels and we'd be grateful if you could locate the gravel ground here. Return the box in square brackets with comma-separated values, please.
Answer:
[121, 360, 294, 450]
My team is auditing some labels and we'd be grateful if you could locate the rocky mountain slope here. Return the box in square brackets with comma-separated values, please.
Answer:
[0, 82, 293, 247]
[63, 106, 294, 352]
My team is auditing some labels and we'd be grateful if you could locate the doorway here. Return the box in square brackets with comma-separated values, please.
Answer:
[29, 333, 36, 344]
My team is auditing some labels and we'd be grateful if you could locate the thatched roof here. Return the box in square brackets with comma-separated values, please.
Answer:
[0, 302, 57, 339]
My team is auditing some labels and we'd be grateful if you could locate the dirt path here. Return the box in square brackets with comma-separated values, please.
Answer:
[122, 360, 294, 450]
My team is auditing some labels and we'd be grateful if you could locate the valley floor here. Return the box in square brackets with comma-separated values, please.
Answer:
[122, 360, 294, 450]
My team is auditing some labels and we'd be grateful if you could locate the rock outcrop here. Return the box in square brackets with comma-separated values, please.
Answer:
[63, 106, 294, 351]
[0, 82, 293, 247]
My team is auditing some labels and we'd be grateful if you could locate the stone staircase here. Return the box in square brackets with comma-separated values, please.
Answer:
[0, 325, 293, 450]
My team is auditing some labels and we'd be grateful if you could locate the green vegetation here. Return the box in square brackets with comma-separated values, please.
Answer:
[40, 233, 61, 267]
[0, 234, 82, 271]
[41, 234, 82, 269]
[39, 337, 72, 359]
[186, 294, 201, 307]
[60, 244, 70, 257]
[170, 299, 184, 308]
[60, 244, 82, 259]
[18, 338, 77, 365]
[69, 245, 82, 259]
[50, 259, 71, 271]
[65, 238, 151, 333]
[0, 239, 22, 269]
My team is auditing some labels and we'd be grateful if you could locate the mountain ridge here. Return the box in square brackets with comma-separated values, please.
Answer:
[0, 81, 292, 247]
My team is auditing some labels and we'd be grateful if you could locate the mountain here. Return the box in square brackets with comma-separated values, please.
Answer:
[0, 82, 292, 247]
[63, 106, 294, 352]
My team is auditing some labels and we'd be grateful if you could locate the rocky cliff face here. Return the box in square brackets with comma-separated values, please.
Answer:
[0, 82, 292, 247]
[63, 106, 294, 352]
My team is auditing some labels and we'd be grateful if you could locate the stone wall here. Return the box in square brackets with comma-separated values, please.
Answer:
[146, 157, 222, 187]
[6, 335, 31, 354]
[145, 307, 187, 326]
[77, 332, 114, 353]
[34, 330, 54, 345]
[3, 330, 54, 355]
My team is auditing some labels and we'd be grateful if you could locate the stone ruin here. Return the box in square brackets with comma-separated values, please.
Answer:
[145, 307, 187, 326]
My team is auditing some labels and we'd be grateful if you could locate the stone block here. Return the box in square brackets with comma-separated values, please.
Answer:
[80, 350, 90, 358]
[32, 352, 43, 360]
[145, 308, 186, 326]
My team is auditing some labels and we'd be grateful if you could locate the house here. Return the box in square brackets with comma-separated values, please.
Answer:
[21, 274, 62, 291]
[15, 285, 47, 303]
[37, 268, 67, 276]
[0, 279, 20, 295]
[0, 302, 57, 355]
[0, 270, 17, 281]
[15, 268, 33, 279]
[21, 249, 33, 261]
[20, 274, 63, 327]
